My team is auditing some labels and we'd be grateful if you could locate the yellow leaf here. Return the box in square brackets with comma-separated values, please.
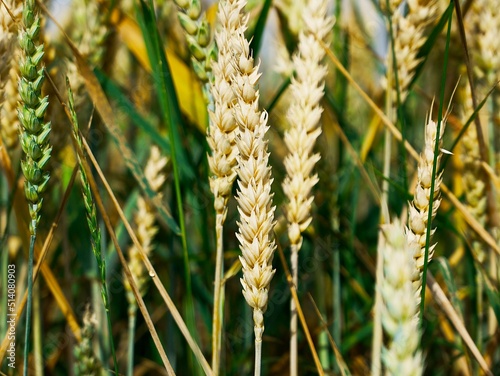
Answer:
[110, 9, 207, 132]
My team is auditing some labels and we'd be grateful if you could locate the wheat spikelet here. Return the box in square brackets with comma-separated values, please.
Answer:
[228, 1, 276, 372]
[380, 220, 423, 376]
[405, 110, 446, 300]
[124, 146, 168, 306]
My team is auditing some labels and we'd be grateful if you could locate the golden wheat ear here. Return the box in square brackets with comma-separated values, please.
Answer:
[380, 219, 423, 376]
[405, 107, 447, 303]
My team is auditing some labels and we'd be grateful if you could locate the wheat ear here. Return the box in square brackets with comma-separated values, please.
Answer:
[466, 0, 500, 337]
[174, 0, 216, 102]
[281, 0, 332, 374]
[17, 0, 52, 371]
[66, 79, 119, 375]
[406, 110, 446, 304]
[388, 0, 439, 104]
[229, 2, 276, 374]
[74, 305, 103, 376]
[380, 220, 423, 376]
[0, 0, 22, 149]
[207, 0, 243, 373]
[123, 146, 167, 376]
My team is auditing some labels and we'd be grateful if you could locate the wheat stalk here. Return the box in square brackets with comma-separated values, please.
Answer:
[380, 220, 423, 376]
[207, 0, 244, 372]
[228, 2, 277, 374]
[281, 0, 332, 374]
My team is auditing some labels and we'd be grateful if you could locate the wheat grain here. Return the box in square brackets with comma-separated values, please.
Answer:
[380, 220, 423, 376]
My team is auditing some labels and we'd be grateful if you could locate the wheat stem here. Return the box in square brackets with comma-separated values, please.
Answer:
[66, 79, 119, 375]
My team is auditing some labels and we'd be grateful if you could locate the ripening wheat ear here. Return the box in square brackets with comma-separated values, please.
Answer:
[174, 0, 216, 101]
[17, 0, 51, 371]
[406, 110, 446, 303]
[207, 0, 244, 373]
[123, 146, 167, 375]
[74, 306, 103, 376]
[281, 0, 333, 374]
[229, 2, 277, 374]
[124, 146, 168, 307]
[380, 220, 423, 376]
[386, 0, 439, 105]
[0, 0, 22, 149]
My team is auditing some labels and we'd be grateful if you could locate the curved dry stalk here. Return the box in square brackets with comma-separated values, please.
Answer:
[80, 137, 213, 376]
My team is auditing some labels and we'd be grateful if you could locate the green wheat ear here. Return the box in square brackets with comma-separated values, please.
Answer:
[17, 0, 51, 236]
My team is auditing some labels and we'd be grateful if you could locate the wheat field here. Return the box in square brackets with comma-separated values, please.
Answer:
[0, 0, 499, 375]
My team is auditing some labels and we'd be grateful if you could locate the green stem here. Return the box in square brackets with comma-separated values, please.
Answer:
[419, 2, 452, 324]
[23, 234, 35, 376]
[127, 306, 137, 376]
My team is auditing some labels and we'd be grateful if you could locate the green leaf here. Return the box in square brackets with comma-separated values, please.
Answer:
[249, 0, 273, 59]
[95, 69, 173, 159]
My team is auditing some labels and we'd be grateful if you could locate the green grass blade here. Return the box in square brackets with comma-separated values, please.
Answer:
[433, 257, 465, 321]
[407, 2, 454, 91]
[95, 69, 173, 158]
[136, 1, 199, 373]
[249, 0, 273, 59]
